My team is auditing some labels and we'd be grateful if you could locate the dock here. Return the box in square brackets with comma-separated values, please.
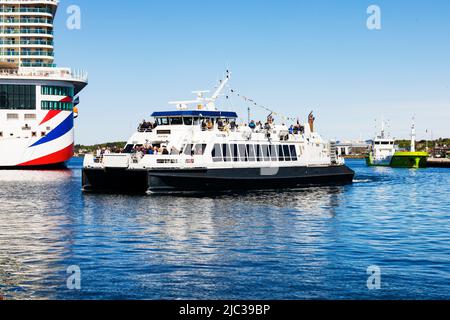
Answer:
[427, 158, 450, 168]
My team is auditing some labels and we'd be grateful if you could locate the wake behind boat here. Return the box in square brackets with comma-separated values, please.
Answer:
[82, 72, 354, 194]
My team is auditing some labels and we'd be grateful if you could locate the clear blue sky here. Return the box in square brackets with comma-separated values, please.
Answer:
[53, 0, 450, 144]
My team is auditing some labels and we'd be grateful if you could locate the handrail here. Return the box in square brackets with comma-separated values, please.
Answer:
[0, 67, 88, 82]
[0, 18, 53, 23]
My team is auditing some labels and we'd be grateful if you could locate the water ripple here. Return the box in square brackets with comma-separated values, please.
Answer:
[0, 158, 449, 299]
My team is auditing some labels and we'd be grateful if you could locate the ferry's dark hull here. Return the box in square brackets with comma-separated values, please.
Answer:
[82, 165, 355, 194]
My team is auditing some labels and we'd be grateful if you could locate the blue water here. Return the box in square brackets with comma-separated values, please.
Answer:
[0, 158, 449, 300]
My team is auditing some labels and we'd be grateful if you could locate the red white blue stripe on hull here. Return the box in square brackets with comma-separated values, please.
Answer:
[0, 111, 75, 167]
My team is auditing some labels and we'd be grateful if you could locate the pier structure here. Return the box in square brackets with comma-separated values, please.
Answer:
[336, 141, 371, 156]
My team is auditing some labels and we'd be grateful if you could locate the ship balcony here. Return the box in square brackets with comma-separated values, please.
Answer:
[0, 29, 54, 37]
[0, 52, 54, 59]
[0, 18, 53, 26]
[21, 51, 54, 57]
[0, 7, 54, 14]
[0, 39, 54, 46]
[19, 62, 56, 67]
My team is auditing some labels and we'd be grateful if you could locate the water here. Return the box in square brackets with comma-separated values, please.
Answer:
[0, 158, 449, 300]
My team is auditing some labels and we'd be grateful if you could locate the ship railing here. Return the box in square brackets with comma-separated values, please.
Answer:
[138, 154, 205, 169]
[0, 67, 88, 82]
[83, 153, 131, 169]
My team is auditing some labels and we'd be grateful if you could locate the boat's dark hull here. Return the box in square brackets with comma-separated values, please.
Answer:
[82, 165, 355, 194]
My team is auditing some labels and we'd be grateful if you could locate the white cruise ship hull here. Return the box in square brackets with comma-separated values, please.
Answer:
[0, 111, 75, 168]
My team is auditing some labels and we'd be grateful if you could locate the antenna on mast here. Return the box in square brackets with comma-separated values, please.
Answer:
[168, 70, 232, 111]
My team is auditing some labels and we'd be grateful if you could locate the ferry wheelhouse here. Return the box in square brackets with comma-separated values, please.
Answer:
[82, 74, 354, 193]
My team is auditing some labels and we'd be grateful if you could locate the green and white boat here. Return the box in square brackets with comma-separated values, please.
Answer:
[366, 119, 428, 168]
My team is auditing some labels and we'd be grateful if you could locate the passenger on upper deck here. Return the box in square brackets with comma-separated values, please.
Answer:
[138, 120, 155, 132]
[217, 119, 224, 131]
[207, 120, 214, 131]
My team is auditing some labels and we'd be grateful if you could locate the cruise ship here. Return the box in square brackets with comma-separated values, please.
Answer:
[0, 0, 87, 168]
[82, 72, 355, 194]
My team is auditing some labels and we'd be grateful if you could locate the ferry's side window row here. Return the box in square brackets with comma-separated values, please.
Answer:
[184, 144, 207, 156]
[212, 144, 298, 162]
[41, 86, 74, 97]
[0, 84, 36, 110]
[41, 101, 74, 111]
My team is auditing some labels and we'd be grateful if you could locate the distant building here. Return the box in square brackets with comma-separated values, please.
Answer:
[432, 146, 450, 159]
[336, 141, 371, 156]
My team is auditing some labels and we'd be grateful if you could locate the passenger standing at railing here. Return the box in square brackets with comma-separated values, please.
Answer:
[207, 120, 213, 131]
[224, 122, 231, 134]
[230, 121, 236, 132]
[217, 119, 224, 131]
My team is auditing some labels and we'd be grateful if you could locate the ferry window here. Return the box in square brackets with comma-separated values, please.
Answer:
[193, 117, 200, 125]
[255, 145, 262, 162]
[290, 145, 298, 161]
[170, 117, 183, 125]
[194, 144, 207, 155]
[247, 145, 256, 161]
[222, 144, 231, 162]
[157, 117, 169, 126]
[238, 144, 247, 162]
[232, 144, 239, 162]
[261, 145, 270, 161]
[124, 144, 134, 153]
[184, 144, 194, 156]
[183, 117, 193, 125]
[283, 145, 291, 161]
[269, 145, 278, 161]
[278, 145, 284, 162]
[212, 144, 223, 162]
[0, 84, 36, 110]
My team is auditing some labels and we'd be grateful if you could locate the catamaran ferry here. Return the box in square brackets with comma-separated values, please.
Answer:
[82, 72, 354, 194]
[0, 0, 87, 168]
